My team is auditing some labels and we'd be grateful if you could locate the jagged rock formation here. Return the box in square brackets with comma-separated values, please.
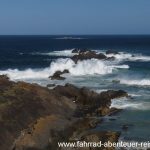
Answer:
[0, 75, 128, 150]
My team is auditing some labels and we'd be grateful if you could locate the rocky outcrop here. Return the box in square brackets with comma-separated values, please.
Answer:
[46, 83, 55, 88]
[72, 51, 107, 63]
[72, 48, 90, 54]
[72, 48, 80, 53]
[53, 84, 127, 117]
[106, 50, 119, 55]
[49, 69, 69, 80]
[71, 49, 119, 63]
[0, 75, 128, 150]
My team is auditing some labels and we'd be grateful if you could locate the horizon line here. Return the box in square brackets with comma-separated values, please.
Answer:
[0, 34, 150, 36]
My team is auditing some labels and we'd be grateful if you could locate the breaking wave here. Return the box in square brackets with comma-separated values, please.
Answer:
[30, 49, 150, 62]
[106, 52, 150, 62]
[31, 49, 77, 57]
[0, 58, 129, 80]
[0, 68, 50, 80]
[111, 97, 150, 110]
[49, 58, 129, 76]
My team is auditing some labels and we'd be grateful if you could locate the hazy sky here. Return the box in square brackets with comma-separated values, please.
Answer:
[0, 0, 150, 35]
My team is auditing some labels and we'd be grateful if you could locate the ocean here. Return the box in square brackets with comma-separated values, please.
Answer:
[0, 35, 150, 142]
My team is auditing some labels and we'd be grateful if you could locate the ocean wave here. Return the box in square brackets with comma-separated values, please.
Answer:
[111, 97, 150, 110]
[0, 68, 50, 80]
[31, 49, 76, 57]
[0, 58, 129, 80]
[49, 58, 129, 76]
[119, 79, 150, 86]
[95, 89, 108, 93]
[106, 52, 150, 62]
[30, 49, 150, 62]
[129, 93, 141, 97]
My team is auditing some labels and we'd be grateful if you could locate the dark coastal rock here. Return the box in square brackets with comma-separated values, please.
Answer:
[49, 69, 69, 80]
[106, 50, 119, 55]
[79, 49, 91, 54]
[46, 84, 55, 88]
[109, 108, 123, 116]
[72, 48, 90, 54]
[72, 48, 80, 53]
[100, 90, 128, 99]
[72, 51, 107, 63]
[53, 84, 128, 116]
[0, 76, 127, 150]
[106, 56, 116, 61]
[0, 76, 76, 150]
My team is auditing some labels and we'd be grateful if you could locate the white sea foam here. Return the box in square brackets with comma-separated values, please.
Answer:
[119, 79, 150, 86]
[95, 89, 108, 93]
[0, 68, 50, 80]
[106, 52, 150, 62]
[129, 93, 141, 97]
[0, 58, 129, 81]
[30, 49, 150, 62]
[111, 64, 129, 69]
[49, 58, 129, 76]
[111, 97, 150, 110]
[31, 49, 77, 57]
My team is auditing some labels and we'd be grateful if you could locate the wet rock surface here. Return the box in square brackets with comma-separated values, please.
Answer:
[106, 50, 119, 55]
[0, 75, 128, 150]
[72, 51, 107, 63]
[72, 48, 90, 54]
[49, 69, 69, 80]
[46, 83, 56, 88]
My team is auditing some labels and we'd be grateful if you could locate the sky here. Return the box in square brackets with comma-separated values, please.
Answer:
[0, 0, 150, 35]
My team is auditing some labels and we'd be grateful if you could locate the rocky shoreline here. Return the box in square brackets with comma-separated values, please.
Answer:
[0, 75, 128, 150]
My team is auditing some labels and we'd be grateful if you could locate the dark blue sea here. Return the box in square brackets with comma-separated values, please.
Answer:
[0, 35, 150, 143]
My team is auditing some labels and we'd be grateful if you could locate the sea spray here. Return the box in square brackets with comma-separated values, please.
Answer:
[0, 58, 129, 80]
[49, 58, 129, 76]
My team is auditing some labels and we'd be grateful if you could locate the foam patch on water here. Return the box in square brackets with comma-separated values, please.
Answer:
[106, 52, 150, 62]
[31, 49, 77, 57]
[119, 79, 150, 86]
[111, 97, 150, 110]
[129, 93, 141, 97]
[95, 89, 108, 93]
[0, 68, 50, 80]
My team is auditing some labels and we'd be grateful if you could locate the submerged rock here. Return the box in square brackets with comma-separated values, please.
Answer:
[72, 48, 90, 54]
